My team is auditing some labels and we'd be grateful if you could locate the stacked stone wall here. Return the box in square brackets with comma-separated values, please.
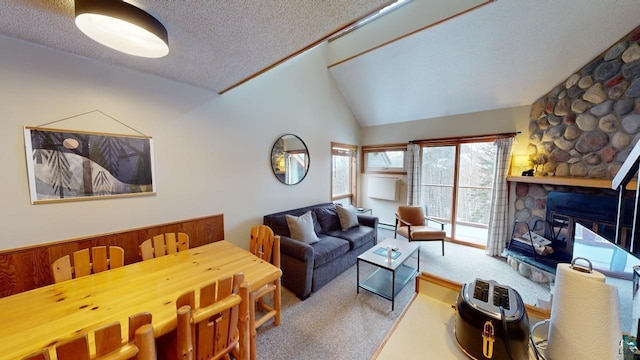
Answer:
[528, 26, 640, 178]
[516, 25, 640, 233]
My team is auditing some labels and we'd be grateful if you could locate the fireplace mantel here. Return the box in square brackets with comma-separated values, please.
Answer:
[507, 175, 637, 190]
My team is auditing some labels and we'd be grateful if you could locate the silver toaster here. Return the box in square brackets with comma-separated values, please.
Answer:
[454, 279, 530, 360]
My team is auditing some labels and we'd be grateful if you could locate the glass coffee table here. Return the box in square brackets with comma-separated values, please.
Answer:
[357, 238, 420, 310]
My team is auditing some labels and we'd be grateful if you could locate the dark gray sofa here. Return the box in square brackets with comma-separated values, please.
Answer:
[263, 203, 378, 300]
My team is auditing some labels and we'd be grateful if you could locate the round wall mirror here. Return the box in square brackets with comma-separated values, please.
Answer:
[271, 134, 310, 185]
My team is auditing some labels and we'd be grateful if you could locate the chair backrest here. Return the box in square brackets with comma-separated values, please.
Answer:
[92, 246, 125, 273]
[140, 233, 190, 260]
[249, 225, 280, 268]
[176, 273, 247, 360]
[51, 246, 125, 283]
[51, 255, 73, 283]
[397, 206, 426, 226]
[24, 313, 155, 360]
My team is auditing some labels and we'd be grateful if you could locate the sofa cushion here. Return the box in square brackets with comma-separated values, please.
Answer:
[264, 214, 291, 237]
[286, 211, 319, 244]
[312, 235, 350, 268]
[336, 205, 359, 231]
[266, 207, 322, 238]
[324, 225, 376, 250]
[314, 205, 341, 233]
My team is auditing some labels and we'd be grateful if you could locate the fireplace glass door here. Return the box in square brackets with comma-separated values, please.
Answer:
[573, 222, 640, 279]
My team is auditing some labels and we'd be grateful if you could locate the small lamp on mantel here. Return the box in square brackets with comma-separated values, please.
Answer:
[512, 154, 533, 176]
[74, 0, 169, 58]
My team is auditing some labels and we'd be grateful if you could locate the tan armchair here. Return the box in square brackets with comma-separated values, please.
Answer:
[394, 206, 446, 256]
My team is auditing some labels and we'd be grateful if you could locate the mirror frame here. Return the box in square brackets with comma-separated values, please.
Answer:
[270, 134, 310, 185]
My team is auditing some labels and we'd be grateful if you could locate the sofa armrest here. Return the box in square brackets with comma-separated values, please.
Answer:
[278, 235, 315, 300]
[279, 235, 314, 262]
[357, 214, 379, 229]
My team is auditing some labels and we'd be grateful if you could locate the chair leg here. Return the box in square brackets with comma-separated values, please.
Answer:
[249, 292, 257, 360]
[441, 240, 445, 256]
[394, 219, 397, 238]
[274, 279, 281, 326]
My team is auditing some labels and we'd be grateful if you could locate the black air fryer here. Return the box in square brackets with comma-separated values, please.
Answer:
[454, 279, 530, 360]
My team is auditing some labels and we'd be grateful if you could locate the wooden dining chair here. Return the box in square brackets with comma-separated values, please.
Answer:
[22, 312, 156, 360]
[139, 232, 190, 260]
[176, 273, 248, 360]
[51, 246, 125, 283]
[248, 225, 281, 360]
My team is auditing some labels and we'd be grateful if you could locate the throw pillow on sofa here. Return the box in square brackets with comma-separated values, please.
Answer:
[285, 211, 320, 244]
[336, 205, 359, 231]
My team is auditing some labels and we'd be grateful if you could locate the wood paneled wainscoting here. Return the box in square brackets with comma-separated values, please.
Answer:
[0, 214, 224, 298]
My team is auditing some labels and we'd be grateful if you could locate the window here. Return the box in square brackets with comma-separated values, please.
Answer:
[331, 143, 357, 205]
[362, 144, 406, 174]
[285, 149, 307, 184]
[420, 140, 497, 248]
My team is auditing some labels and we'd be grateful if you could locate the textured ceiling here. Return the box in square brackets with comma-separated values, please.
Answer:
[0, 0, 392, 93]
[3, 1, 640, 128]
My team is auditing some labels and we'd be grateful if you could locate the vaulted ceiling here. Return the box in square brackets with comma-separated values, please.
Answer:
[2, 1, 640, 127]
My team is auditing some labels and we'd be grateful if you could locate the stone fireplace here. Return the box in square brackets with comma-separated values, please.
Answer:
[525, 26, 640, 179]
[509, 24, 640, 266]
[513, 185, 635, 246]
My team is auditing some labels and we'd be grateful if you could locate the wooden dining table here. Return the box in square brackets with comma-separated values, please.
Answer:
[0, 240, 282, 360]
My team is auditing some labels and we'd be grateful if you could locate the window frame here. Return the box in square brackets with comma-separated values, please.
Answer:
[331, 142, 358, 204]
[361, 143, 407, 174]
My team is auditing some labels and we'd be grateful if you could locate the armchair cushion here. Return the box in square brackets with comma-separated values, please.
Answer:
[397, 225, 445, 240]
[286, 211, 319, 244]
[397, 206, 427, 226]
[336, 205, 359, 231]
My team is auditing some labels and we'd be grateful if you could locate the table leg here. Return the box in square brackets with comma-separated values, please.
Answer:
[392, 269, 395, 311]
[357, 259, 360, 293]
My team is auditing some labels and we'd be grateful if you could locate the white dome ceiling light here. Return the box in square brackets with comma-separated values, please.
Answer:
[75, 0, 169, 58]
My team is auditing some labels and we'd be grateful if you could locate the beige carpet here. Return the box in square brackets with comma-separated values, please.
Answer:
[255, 228, 632, 359]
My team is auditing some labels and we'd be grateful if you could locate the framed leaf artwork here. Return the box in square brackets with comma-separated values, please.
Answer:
[24, 127, 156, 204]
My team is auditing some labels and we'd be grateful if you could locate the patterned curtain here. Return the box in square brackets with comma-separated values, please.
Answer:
[406, 143, 421, 206]
[485, 138, 514, 256]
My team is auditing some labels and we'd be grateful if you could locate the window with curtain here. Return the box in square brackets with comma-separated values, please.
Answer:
[331, 143, 357, 205]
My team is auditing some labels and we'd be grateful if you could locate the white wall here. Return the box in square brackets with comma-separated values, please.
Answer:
[361, 105, 531, 148]
[359, 106, 531, 225]
[0, 35, 361, 251]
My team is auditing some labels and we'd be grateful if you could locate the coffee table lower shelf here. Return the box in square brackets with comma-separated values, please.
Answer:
[358, 263, 417, 310]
